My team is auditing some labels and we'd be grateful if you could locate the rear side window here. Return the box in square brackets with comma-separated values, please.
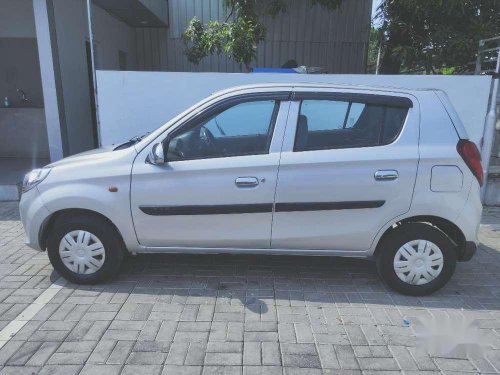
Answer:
[294, 99, 409, 152]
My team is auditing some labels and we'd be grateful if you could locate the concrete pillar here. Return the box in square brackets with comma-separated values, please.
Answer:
[32, 0, 68, 161]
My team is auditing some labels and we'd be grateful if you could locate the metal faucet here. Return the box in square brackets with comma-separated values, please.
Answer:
[17, 89, 28, 103]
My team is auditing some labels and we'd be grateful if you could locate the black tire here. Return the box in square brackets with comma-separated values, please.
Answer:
[376, 222, 457, 296]
[47, 213, 124, 284]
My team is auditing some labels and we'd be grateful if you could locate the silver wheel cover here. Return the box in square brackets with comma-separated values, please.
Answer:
[393, 240, 444, 286]
[58, 230, 105, 275]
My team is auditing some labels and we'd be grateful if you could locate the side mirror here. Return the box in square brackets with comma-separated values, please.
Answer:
[147, 143, 165, 165]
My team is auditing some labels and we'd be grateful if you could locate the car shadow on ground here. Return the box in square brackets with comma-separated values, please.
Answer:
[48, 242, 500, 313]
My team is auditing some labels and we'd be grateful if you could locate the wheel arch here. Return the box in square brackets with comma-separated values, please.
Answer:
[374, 215, 466, 260]
[39, 208, 126, 252]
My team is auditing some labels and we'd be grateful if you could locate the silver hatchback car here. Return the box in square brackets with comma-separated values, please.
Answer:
[20, 84, 483, 295]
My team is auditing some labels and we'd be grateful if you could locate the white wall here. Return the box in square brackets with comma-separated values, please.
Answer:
[52, 0, 137, 155]
[97, 71, 492, 147]
[0, 0, 36, 38]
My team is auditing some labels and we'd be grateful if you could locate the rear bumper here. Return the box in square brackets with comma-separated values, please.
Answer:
[457, 241, 477, 262]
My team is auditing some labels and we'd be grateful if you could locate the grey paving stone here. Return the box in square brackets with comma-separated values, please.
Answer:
[166, 341, 189, 365]
[335, 345, 360, 370]
[433, 357, 478, 372]
[281, 343, 317, 356]
[133, 340, 170, 352]
[0, 202, 499, 375]
[283, 368, 322, 375]
[88, 340, 116, 364]
[25, 341, 60, 366]
[262, 342, 281, 366]
[79, 364, 121, 375]
[157, 321, 178, 341]
[243, 366, 282, 375]
[5, 341, 41, 365]
[207, 341, 243, 353]
[244, 331, 278, 342]
[185, 342, 208, 365]
[106, 340, 134, 364]
[357, 357, 400, 371]
[37, 364, 82, 375]
[139, 320, 162, 340]
[202, 365, 243, 375]
[389, 345, 418, 370]
[205, 352, 243, 366]
[317, 344, 340, 369]
[243, 342, 261, 365]
[163, 365, 202, 375]
[102, 329, 139, 341]
[122, 365, 162, 375]
[126, 350, 167, 365]
[174, 331, 209, 342]
[47, 352, 90, 365]
[57, 340, 97, 353]
[0, 340, 24, 365]
[282, 354, 321, 368]
[0, 366, 42, 375]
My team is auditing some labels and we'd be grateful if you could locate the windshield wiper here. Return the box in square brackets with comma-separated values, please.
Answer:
[114, 132, 151, 151]
[129, 132, 151, 143]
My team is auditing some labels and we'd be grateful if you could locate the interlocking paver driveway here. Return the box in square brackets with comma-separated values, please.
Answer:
[0, 201, 499, 374]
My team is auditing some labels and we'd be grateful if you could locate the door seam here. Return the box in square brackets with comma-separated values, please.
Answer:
[270, 100, 293, 248]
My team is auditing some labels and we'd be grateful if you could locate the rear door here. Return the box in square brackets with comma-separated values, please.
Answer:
[271, 89, 419, 252]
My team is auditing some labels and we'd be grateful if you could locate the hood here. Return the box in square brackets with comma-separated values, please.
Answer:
[46, 145, 121, 168]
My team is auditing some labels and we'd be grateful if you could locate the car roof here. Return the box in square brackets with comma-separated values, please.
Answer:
[212, 82, 443, 97]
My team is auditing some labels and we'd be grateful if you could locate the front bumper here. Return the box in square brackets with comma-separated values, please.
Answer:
[19, 187, 51, 251]
[457, 241, 477, 262]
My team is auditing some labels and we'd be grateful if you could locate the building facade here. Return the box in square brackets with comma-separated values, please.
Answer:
[0, 0, 371, 183]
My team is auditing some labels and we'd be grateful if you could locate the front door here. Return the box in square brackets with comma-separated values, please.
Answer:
[131, 96, 290, 249]
[271, 90, 419, 252]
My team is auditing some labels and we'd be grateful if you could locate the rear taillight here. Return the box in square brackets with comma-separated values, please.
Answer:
[457, 139, 483, 187]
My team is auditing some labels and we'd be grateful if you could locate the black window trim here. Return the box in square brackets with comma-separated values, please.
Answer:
[293, 94, 411, 152]
[292, 92, 413, 108]
[163, 92, 290, 162]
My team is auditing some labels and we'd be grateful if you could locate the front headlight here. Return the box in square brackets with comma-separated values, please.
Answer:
[22, 168, 51, 193]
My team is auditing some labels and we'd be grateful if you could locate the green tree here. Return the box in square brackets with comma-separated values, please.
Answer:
[376, 0, 500, 74]
[182, 0, 342, 71]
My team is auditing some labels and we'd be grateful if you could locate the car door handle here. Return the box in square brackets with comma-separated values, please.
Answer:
[235, 177, 259, 187]
[374, 170, 399, 181]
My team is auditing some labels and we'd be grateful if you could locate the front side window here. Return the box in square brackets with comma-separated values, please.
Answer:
[166, 100, 279, 161]
[294, 99, 409, 152]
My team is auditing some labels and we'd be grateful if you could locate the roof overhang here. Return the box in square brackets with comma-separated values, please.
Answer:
[92, 0, 168, 28]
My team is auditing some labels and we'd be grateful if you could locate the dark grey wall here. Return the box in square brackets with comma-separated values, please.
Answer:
[0, 38, 44, 108]
[135, 0, 372, 73]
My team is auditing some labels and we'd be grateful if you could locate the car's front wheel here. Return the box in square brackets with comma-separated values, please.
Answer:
[47, 213, 124, 284]
[376, 223, 457, 296]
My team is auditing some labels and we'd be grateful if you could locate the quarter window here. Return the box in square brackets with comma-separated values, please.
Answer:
[166, 100, 279, 161]
[294, 99, 409, 151]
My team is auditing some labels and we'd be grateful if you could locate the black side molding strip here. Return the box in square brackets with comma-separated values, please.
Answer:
[140, 204, 273, 216]
[139, 200, 385, 216]
[275, 201, 385, 212]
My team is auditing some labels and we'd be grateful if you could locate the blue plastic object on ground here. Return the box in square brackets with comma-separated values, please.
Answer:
[252, 68, 297, 73]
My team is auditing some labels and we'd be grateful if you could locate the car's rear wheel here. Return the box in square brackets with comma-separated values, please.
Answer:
[47, 213, 124, 284]
[376, 223, 457, 296]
